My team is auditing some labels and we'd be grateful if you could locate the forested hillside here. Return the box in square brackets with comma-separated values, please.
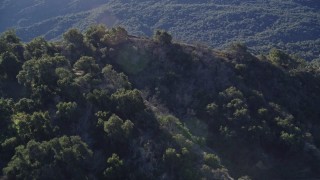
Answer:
[0, 25, 320, 179]
[1, 0, 319, 61]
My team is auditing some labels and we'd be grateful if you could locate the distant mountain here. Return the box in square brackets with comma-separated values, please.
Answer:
[1, 0, 319, 60]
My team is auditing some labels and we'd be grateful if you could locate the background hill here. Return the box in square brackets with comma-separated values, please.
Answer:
[1, 25, 320, 179]
[1, 0, 319, 61]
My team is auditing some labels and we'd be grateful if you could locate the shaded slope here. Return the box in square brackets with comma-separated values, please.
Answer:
[0, 26, 320, 179]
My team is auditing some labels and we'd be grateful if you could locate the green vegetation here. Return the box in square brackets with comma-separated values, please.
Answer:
[1, 0, 319, 61]
[3, 136, 93, 179]
[1, 25, 320, 179]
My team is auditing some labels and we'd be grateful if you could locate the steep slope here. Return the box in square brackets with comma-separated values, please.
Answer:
[1, 0, 319, 60]
[0, 26, 320, 179]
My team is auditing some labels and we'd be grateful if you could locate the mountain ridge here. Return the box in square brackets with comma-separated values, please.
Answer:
[1, 0, 319, 61]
